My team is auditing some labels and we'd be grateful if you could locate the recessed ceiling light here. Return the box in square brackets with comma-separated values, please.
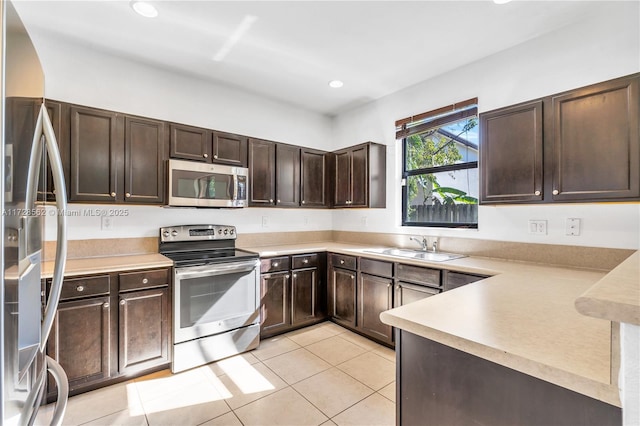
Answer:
[130, 1, 158, 18]
[328, 80, 344, 88]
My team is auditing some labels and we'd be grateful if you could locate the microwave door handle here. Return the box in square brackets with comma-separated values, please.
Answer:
[35, 104, 69, 349]
[232, 174, 238, 200]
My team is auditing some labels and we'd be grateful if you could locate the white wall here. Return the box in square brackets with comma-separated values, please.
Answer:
[30, 36, 335, 240]
[332, 3, 640, 250]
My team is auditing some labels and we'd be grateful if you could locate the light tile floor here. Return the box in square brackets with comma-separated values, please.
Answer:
[36, 322, 396, 426]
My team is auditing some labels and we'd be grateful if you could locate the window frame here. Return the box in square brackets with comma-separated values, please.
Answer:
[399, 101, 479, 229]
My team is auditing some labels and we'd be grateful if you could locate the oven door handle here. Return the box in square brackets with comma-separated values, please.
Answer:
[175, 260, 258, 279]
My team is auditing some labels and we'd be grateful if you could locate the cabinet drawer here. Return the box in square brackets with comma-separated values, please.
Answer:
[329, 253, 357, 270]
[360, 258, 393, 278]
[396, 263, 441, 288]
[119, 268, 170, 292]
[261, 256, 290, 273]
[444, 271, 488, 291]
[58, 275, 111, 301]
[292, 253, 319, 269]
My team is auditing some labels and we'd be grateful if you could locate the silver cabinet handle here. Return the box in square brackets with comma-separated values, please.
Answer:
[552, 189, 559, 195]
[125, 192, 131, 198]
[277, 199, 281, 203]
[103, 303, 110, 309]
[110, 192, 116, 197]
[142, 278, 149, 284]
[120, 300, 126, 306]
[203, 153, 208, 158]
[26, 104, 68, 350]
[293, 274, 297, 278]
[303, 259, 309, 264]
[273, 262, 279, 267]
[213, 154, 218, 159]
[76, 285, 84, 292]
[269, 199, 274, 203]
[302, 200, 305, 204]
[387, 283, 391, 288]
[285, 274, 290, 279]
[534, 190, 541, 196]
[351, 275, 355, 280]
[340, 259, 345, 264]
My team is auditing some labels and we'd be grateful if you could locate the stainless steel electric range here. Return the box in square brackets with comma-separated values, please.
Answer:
[159, 224, 260, 373]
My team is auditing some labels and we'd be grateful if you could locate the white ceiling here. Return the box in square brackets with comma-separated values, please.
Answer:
[13, 1, 616, 116]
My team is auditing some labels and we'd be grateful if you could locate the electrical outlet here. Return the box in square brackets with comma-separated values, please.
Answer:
[261, 216, 269, 228]
[528, 220, 547, 235]
[101, 215, 114, 231]
[566, 218, 581, 236]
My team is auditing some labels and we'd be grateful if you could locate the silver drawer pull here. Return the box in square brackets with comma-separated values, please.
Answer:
[273, 262, 279, 267]
[76, 285, 84, 292]
[340, 260, 345, 264]
[142, 278, 149, 284]
[303, 259, 309, 264]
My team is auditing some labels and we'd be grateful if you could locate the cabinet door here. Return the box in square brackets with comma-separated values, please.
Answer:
[119, 287, 170, 373]
[480, 100, 544, 204]
[291, 268, 317, 326]
[69, 106, 123, 202]
[334, 150, 352, 207]
[394, 282, 439, 308]
[351, 145, 369, 207]
[249, 139, 276, 206]
[358, 273, 393, 344]
[169, 123, 211, 162]
[212, 131, 248, 166]
[276, 144, 301, 207]
[551, 75, 639, 201]
[47, 296, 111, 396]
[260, 271, 290, 337]
[328, 266, 356, 328]
[301, 149, 327, 207]
[124, 116, 166, 204]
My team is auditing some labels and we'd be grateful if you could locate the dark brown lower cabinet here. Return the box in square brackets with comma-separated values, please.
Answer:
[119, 287, 170, 373]
[328, 266, 357, 328]
[443, 271, 489, 292]
[397, 330, 621, 426]
[260, 271, 290, 337]
[358, 273, 393, 344]
[260, 253, 325, 338]
[47, 295, 112, 398]
[46, 267, 171, 399]
[394, 281, 439, 307]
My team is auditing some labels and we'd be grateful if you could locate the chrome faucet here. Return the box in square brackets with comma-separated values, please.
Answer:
[431, 238, 438, 253]
[409, 236, 428, 251]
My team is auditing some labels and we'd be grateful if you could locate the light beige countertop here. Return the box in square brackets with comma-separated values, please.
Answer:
[244, 241, 625, 407]
[42, 253, 173, 279]
[575, 252, 640, 326]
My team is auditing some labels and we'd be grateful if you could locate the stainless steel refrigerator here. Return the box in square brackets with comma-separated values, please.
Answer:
[1, 1, 69, 424]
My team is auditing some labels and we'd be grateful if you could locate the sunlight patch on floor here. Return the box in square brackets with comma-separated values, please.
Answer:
[218, 356, 275, 395]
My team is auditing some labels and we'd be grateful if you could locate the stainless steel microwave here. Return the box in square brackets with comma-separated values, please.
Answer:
[167, 159, 248, 207]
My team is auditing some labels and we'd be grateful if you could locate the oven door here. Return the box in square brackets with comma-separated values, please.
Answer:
[173, 259, 260, 344]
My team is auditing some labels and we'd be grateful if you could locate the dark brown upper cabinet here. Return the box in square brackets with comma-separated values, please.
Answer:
[333, 142, 386, 208]
[124, 116, 166, 204]
[275, 144, 301, 207]
[41, 100, 66, 202]
[213, 131, 248, 167]
[68, 105, 166, 204]
[301, 148, 327, 207]
[550, 75, 639, 201]
[169, 124, 248, 167]
[480, 73, 639, 204]
[169, 123, 211, 162]
[248, 138, 276, 206]
[480, 100, 544, 203]
[69, 106, 123, 203]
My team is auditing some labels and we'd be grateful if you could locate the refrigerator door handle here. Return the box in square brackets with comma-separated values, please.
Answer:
[25, 103, 68, 349]
[46, 356, 69, 426]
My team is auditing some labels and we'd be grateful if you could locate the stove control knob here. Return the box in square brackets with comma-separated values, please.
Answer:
[171, 230, 178, 237]
[224, 229, 228, 235]
[230, 229, 235, 235]
[218, 229, 222, 234]
[162, 230, 170, 238]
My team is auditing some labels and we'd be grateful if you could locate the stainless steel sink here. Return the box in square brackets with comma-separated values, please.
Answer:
[364, 248, 466, 262]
